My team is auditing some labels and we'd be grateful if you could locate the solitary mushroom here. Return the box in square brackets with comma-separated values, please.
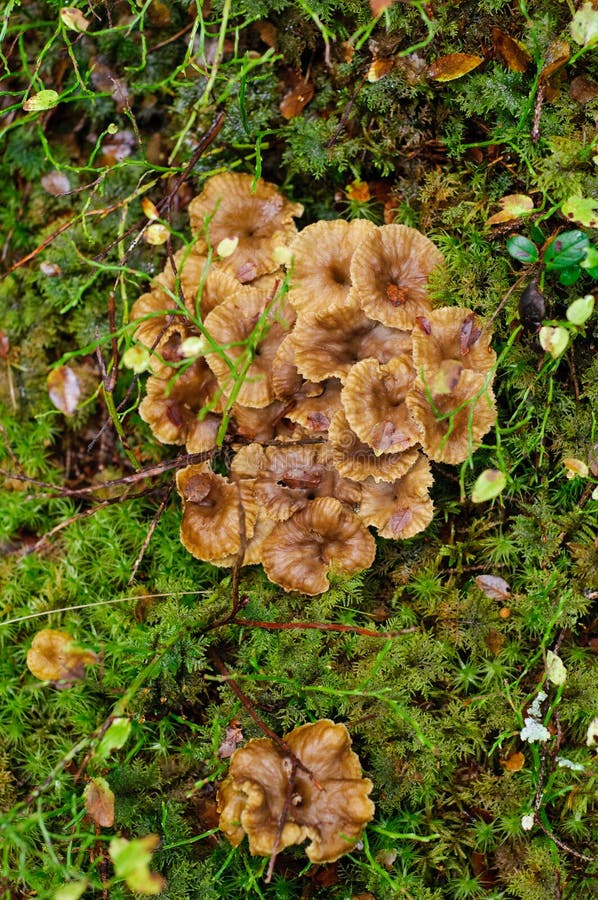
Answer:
[261, 497, 375, 594]
[288, 219, 377, 313]
[350, 224, 444, 330]
[341, 355, 420, 454]
[188, 173, 303, 283]
[218, 719, 375, 863]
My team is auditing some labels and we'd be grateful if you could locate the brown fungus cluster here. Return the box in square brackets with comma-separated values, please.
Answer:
[132, 174, 497, 594]
[217, 719, 375, 864]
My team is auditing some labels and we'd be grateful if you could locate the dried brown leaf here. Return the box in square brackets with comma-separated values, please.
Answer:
[84, 777, 115, 827]
[476, 574, 511, 600]
[47, 365, 81, 416]
[500, 751, 525, 771]
[429, 53, 483, 82]
[280, 78, 314, 119]
[492, 27, 530, 72]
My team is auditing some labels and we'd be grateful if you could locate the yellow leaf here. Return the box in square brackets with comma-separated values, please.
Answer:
[429, 53, 483, 82]
[487, 193, 534, 225]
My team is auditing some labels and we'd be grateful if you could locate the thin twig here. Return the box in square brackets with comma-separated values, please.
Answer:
[234, 619, 419, 639]
[128, 482, 175, 585]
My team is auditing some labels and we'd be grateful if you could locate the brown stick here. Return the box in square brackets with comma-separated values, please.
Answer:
[234, 619, 419, 639]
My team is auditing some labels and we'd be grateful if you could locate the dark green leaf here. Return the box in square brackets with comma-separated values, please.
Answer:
[558, 266, 582, 286]
[506, 234, 539, 264]
[544, 230, 589, 270]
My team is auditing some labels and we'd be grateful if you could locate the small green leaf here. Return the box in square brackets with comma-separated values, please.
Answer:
[562, 196, 598, 228]
[544, 230, 589, 269]
[580, 245, 598, 269]
[506, 234, 539, 264]
[471, 469, 507, 503]
[570, 1, 598, 47]
[95, 717, 132, 758]
[23, 89, 60, 112]
[546, 650, 567, 685]
[566, 294, 594, 325]
[110, 835, 165, 895]
[539, 325, 569, 358]
[54, 881, 88, 900]
[558, 265, 582, 286]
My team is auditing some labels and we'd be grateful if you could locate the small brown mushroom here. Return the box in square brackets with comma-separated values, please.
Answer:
[341, 355, 420, 453]
[188, 173, 303, 283]
[176, 465, 258, 561]
[412, 307, 496, 380]
[261, 497, 375, 594]
[26, 629, 98, 686]
[350, 224, 444, 329]
[288, 219, 377, 313]
[406, 369, 497, 464]
[203, 285, 295, 408]
[253, 443, 361, 522]
[329, 409, 420, 482]
[358, 454, 434, 539]
[218, 719, 375, 863]
[138, 359, 221, 452]
[291, 293, 411, 383]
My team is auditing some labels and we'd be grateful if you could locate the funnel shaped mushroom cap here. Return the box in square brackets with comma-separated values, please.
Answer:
[406, 369, 497, 464]
[351, 224, 444, 329]
[261, 497, 375, 594]
[203, 285, 294, 408]
[138, 360, 220, 452]
[341, 355, 420, 454]
[217, 720, 375, 863]
[291, 294, 411, 383]
[329, 409, 420, 482]
[188, 173, 303, 283]
[131, 287, 179, 349]
[253, 443, 361, 522]
[288, 218, 377, 313]
[412, 307, 496, 379]
[358, 454, 434, 538]
[176, 466, 258, 561]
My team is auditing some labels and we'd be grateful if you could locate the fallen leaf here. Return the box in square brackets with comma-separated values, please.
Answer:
[492, 27, 530, 72]
[54, 881, 88, 900]
[539, 41, 570, 83]
[367, 57, 394, 82]
[41, 171, 71, 196]
[569, 75, 598, 104]
[487, 193, 533, 225]
[84, 777, 115, 827]
[561, 195, 598, 229]
[546, 649, 567, 685]
[148, 0, 171, 27]
[47, 365, 81, 415]
[570, 1, 598, 47]
[346, 179, 371, 202]
[500, 751, 525, 771]
[280, 78, 314, 119]
[60, 7, 90, 32]
[429, 53, 483, 82]
[23, 90, 60, 112]
[476, 574, 511, 601]
[485, 627, 505, 655]
[218, 721, 244, 759]
[563, 457, 589, 478]
[26, 629, 98, 685]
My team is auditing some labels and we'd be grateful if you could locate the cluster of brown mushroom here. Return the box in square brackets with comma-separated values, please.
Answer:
[131, 173, 497, 595]
[217, 719, 375, 864]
